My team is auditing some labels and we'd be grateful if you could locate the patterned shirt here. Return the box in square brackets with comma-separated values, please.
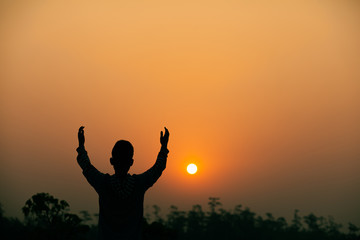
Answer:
[76, 146, 169, 240]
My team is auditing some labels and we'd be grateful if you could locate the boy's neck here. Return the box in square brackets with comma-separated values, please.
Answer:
[115, 171, 128, 179]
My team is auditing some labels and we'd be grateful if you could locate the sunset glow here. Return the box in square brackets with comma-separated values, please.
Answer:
[0, 0, 359, 227]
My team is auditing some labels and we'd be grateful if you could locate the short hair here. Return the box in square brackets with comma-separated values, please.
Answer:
[112, 140, 134, 160]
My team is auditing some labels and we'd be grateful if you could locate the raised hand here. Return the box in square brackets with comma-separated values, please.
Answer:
[78, 126, 85, 147]
[160, 127, 169, 148]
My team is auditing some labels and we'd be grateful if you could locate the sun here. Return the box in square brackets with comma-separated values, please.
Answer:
[187, 163, 198, 175]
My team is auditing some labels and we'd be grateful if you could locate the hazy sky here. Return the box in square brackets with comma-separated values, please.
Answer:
[1, 0, 359, 226]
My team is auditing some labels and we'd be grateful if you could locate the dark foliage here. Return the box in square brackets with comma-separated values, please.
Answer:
[0, 195, 359, 240]
[1, 193, 90, 240]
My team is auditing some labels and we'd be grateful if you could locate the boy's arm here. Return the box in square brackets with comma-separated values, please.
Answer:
[76, 127, 105, 192]
[138, 127, 170, 190]
[139, 146, 169, 189]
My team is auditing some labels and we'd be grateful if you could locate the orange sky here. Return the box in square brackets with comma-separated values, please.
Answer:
[1, 0, 359, 226]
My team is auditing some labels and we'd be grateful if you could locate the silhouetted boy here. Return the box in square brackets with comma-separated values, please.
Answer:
[76, 126, 169, 240]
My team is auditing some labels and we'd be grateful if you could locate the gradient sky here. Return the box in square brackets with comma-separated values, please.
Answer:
[1, 0, 359, 227]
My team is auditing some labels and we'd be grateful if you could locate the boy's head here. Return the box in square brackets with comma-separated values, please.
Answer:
[110, 140, 134, 173]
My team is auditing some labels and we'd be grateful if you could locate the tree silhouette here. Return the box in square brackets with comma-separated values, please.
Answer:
[1, 195, 360, 240]
[22, 193, 88, 240]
